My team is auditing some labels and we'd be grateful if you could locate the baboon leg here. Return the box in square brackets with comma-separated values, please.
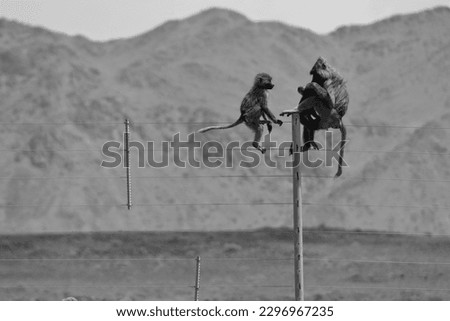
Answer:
[301, 127, 319, 151]
[261, 114, 272, 133]
[302, 126, 312, 151]
[298, 100, 322, 152]
[335, 121, 347, 177]
[251, 125, 266, 154]
[289, 127, 317, 155]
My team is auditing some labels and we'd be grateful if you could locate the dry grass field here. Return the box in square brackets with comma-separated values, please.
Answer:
[0, 228, 448, 301]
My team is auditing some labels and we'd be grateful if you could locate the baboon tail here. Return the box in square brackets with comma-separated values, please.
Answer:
[197, 117, 244, 133]
[335, 121, 347, 178]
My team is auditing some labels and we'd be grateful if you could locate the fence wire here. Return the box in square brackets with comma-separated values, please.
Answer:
[1, 121, 450, 130]
[1, 148, 449, 156]
[0, 118, 449, 300]
[0, 201, 449, 210]
[1, 174, 450, 184]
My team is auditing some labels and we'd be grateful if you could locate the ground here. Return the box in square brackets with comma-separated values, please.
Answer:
[0, 228, 448, 301]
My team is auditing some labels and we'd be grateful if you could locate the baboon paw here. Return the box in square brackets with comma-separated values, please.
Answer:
[252, 142, 266, 154]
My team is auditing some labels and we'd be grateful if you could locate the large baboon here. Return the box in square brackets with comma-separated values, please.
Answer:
[281, 57, 349, 177]
[198, 73, 283, 153]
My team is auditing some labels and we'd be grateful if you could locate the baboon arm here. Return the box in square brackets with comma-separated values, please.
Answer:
[260, 113, 269, 125]
[306, 81, 335, 108]
[324, 79, 337, 106]
[297, 96, 322, 113]
[261, 105, 278, 123]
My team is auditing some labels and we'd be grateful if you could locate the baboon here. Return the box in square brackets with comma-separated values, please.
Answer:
[281, 57, 349, 177]
[197, 73, 283, 153]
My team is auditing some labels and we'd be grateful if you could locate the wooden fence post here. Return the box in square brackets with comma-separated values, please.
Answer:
[292, 113, 304, 300]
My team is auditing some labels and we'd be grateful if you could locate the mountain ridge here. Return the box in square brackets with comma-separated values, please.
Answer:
[0, 7, 449, 234]
[2, 5, 448, 43]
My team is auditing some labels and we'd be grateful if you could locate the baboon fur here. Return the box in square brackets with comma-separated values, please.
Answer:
[281, 57, 349, 177]
[198, 73, 282, 153]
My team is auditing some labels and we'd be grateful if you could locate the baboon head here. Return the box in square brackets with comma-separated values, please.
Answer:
[254, 73, 274, 90]
[309, 56, 334, 83]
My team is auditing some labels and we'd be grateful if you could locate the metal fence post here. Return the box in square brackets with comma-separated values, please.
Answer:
[124, 119, 132, 210]
[194, 256, 201, 301]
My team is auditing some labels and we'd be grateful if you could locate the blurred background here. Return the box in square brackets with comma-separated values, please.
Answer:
[0, 0, 449, 300]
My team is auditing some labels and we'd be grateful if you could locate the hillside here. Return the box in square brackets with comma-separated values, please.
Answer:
[0, 7, 449, 234]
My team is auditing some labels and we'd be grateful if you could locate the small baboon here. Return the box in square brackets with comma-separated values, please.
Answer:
[198, 73, 283, 153]
[281, 57, 349, 177]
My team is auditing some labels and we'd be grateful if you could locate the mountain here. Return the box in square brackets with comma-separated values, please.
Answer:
[0, 6, 449, 234]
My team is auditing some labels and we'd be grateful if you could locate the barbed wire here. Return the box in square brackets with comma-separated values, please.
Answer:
[203, 257, 450, 266]
[1, 174, 450, 184]
[0, 202, 291, 208]
[0, 201, 448, 210]
[1, 120, 450, 130]
[202, 284, 292, 288]
[217, 228, 450, 238]
[0, 174, 290, 181]
[0, 257, 193, 262]
[0, 176, 127, 180]
[304, 257, 450, 266]
[1, 283, 448, 293]
[2, 256, 448, 266]
[303, 229, 450, 238]
[0, 283, 292, 289]
[1, 283, 449, 293]
[0, 149, 101, 153]
[0, 201, 448, 209]
[1, 118, 449, 299]
[0, 121, 124, 125]
[0, 284, 192, 289]
[303, 202, 450, 210]
[304, 175, 450, 183]
[344, 124, 450, 130]
[1, 147, 449, 156]
[309, 284, 450, 293]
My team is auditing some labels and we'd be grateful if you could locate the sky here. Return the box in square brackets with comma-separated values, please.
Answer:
[0, 0, 449, 41]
